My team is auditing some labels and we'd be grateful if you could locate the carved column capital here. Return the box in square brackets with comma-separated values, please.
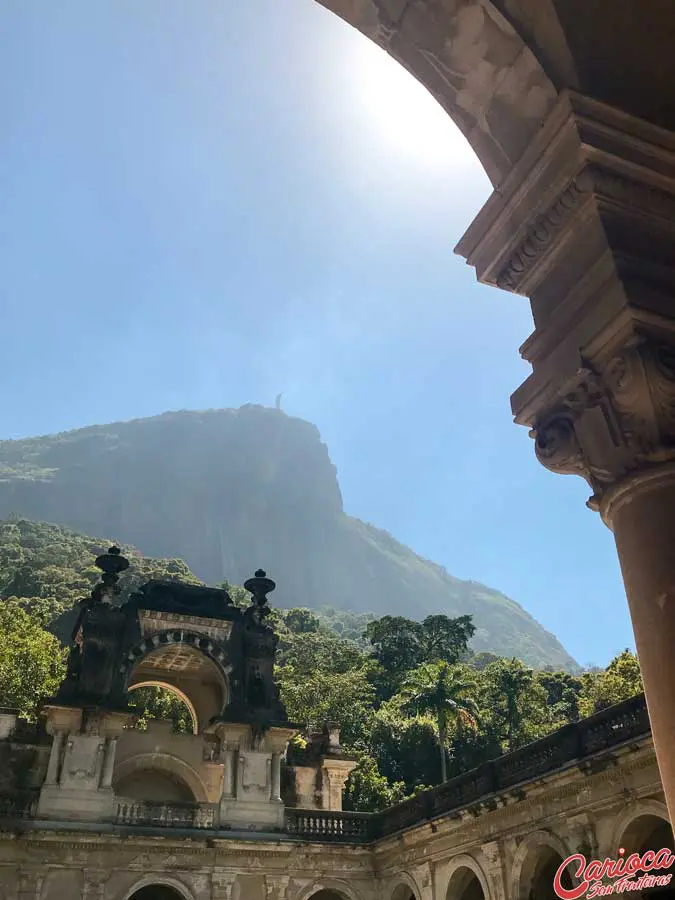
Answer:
[526, 333, 675, 518]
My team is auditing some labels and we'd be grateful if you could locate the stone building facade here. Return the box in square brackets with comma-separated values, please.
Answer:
[0, 551, 671, 899]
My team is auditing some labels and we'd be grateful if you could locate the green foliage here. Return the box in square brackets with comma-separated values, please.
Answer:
[0, 517, 644, 813]
[343, 756, 406, 812]
[128, 686, 194, 734]
[578, 649, 642, 717]
[365, 614, 475, 698]
[480, 658, 549, 751]
[400, 661, 480, 782]
[0, 598, 66, 719]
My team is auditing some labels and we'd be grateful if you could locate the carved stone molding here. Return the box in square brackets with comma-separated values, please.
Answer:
[495, 175, 592, 293]
[528, 334, 675, 514]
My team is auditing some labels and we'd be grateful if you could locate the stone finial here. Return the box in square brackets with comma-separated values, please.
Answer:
[244, 569, 276, 609]
[92, 546, 130, 603]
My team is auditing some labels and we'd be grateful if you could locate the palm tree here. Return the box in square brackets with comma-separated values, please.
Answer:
[401, 661, 480, 783]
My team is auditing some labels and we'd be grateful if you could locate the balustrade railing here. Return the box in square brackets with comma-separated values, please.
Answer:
[285, 808, 372, 842]
[115, 799, 217, 829]
[0, 694, 652, 842]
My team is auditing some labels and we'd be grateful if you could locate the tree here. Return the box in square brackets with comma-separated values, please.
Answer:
[400, 661, 480, 783]
[579, 649, 643, 716]
[481, 658, 548, 751]
[0, 598, 67, 719]
[418, 614, 476, 665]
[128, 685, 194, 734]
[283, 608, 321, 634]
[365, 614, 476, 698]
[277, 667, 376, 748]
[536, 670, 583, 725]
[343, 756, 406, 812]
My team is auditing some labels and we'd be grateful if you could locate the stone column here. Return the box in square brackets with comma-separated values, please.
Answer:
[99, 736, 117, 789]
[602, 465, 675, 820]
[270, 752, 282, 802]
[320, 758, 357, 811]
[221, 744, 236, 798]
[456, 90, 675, 821]
[44, 729, 65, 785]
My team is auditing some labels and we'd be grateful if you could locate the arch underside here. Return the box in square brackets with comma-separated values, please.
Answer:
[113, 751, 209, 803]
[128, 681, 199, 735]
[317, 0, 558, 185]
[126, 636, 230, 732]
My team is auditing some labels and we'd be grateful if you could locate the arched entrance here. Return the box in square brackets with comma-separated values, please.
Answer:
[618, 813, 675, 898]
[129, 888, 186, 900]
[515, 841, 574, 900]
[446, 867, 486, 900]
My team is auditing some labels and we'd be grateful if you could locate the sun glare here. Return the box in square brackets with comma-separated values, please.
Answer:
[345, 32, 477, 171]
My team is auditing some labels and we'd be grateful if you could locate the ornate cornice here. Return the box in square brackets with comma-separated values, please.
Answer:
[495, 175, 591, 293]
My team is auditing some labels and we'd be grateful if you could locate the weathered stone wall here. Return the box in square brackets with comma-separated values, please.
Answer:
[0, 736, 668, 900]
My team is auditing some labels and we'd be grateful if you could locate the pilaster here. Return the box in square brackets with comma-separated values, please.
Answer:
[480, 841, 508, 900]
[214, 723, 296, 829]
[320, 758, 357, 811]
[37, 705, 132, 822]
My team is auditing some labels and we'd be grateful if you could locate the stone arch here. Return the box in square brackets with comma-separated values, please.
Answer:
[113, 751, 208, 803]
[389, 875, 422, 900]
[314, 0, 558, 185]
[610, 800, 675, 897]
[443, 855, 492, 900]
[511, 830, 574, 900]
[293, 878, 364, 900]
[128, 680, 199, 735]
[609, 799, 672, 856]
[122, 875, 195, 900]
[123, 631, 231, 732]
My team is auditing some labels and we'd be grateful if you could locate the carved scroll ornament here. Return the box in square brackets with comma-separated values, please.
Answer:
[529, 336, 675, 511]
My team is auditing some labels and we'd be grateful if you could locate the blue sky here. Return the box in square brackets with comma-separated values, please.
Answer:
[1, 0, 632, 666]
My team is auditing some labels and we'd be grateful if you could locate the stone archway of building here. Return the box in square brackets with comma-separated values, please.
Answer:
[294, 879, 363, 900]
[390, 878, 420, 900]
[512, 832, 574, 900]
[127, 640, 229, 734]
[314, 0, 558, 186]
[123, 877, 195, 900]
[113, 752, 208, 804]
[127, 681, 199, 735]
[614, 808, 675, 898]
[127, 889, 186, 900]
[446, 868, 485, 900]
[444, 856, 491, 900]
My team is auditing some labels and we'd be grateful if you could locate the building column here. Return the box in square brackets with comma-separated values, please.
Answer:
[99, 736, 117, 789]
[270, 752, 282, 802]
[221, 744, 236, 798]
[44, 729, 65, 785]
[456, 90, 675, 823]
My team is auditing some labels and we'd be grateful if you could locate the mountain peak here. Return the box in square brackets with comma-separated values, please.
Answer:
[0, 407, 578, 671]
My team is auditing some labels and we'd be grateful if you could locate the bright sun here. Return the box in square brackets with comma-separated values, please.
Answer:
[344, 30, 477, 171]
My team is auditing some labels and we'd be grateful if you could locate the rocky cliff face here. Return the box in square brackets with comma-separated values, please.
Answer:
[0, 405, 579, 670]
